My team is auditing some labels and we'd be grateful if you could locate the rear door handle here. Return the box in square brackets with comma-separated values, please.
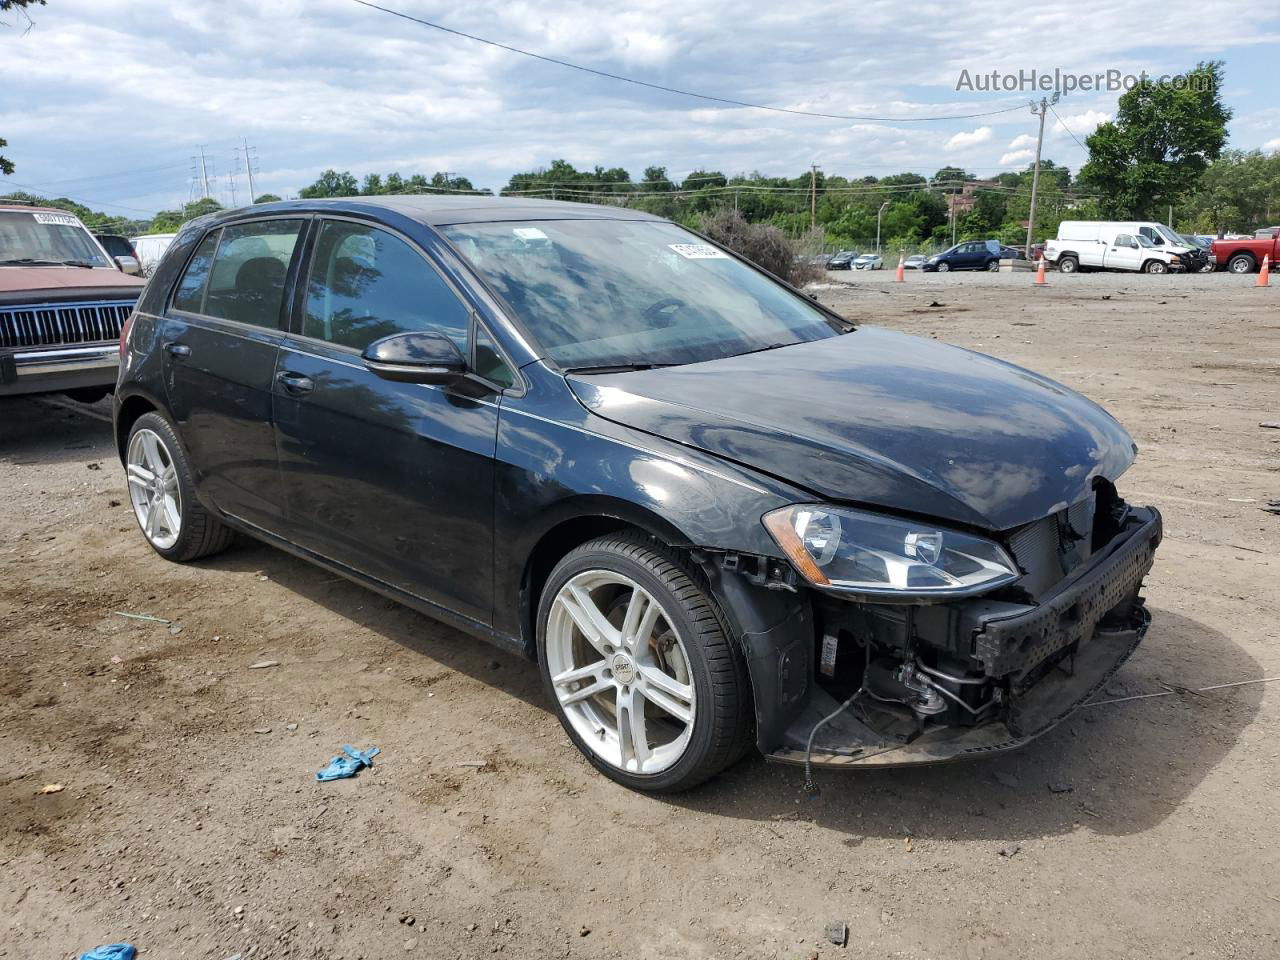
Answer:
[165, 342, 191, 359]
[276, 370, 315, 394]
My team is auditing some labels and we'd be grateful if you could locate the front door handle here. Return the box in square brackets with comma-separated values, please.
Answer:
[276, 370, 315, 394]
[165, 342, 191, 359]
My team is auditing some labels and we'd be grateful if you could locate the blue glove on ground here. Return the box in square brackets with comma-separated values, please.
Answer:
[315, 745, 380, 781]
[79, 945, 136, 960]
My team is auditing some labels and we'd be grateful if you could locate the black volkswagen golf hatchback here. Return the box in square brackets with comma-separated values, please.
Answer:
[115, 197, 1161, 791]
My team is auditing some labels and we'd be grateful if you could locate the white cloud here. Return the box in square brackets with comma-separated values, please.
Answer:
[944, 126, 993, 151]
[1006, 134, 1037, 150]
[1052, 109, 1111, 137]
[999, 149, 1035, 166]
[1263, 137, 1280, 153]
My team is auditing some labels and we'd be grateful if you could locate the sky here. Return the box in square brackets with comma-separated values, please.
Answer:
[1, 0, 1278, 219]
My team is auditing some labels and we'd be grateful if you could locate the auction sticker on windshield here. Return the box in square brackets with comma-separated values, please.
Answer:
[32, 213, 81, 226]
[669, 243, 728, 259]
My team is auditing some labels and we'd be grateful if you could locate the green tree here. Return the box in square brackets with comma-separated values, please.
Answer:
[150, 198, 223, 232]
[1178, 149, 1280, 234]
[253, 193, 282, 204]
[932, 166, 971, 192]
[360, 173, 384, 195]
[0, 137, 13, 177]
[299, 169, 359, 198]
[1078, 61, 1231, 219]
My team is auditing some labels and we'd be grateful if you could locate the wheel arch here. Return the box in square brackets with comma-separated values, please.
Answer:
[517, 497, 695, 659]
[114, 386, 171, 464]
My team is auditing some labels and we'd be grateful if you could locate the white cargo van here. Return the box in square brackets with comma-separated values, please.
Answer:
[1045, 221, 1194, 274]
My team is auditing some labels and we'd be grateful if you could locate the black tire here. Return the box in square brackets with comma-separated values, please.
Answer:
[1057, 255, 1079, 274]
[126, 412, 236, 563]
[936, 261, 950, 273]
[1228, 253, 1255, 274]
[986, 259, 1000, 272]
[1143, 259, 1168, 274]
[536, 532, 753, 792]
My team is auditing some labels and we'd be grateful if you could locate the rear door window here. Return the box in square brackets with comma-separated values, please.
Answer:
[172, 231, 221, 314]
[301, 220, 471, 352]
[203, 219, 304, 328]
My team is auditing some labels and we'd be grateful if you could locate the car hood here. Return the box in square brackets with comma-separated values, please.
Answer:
[567, 327, 1136, 531]
[0, 266, 145, 295]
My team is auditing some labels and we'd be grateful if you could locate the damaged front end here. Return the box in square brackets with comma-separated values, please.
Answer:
[707, 480, 1162, 769]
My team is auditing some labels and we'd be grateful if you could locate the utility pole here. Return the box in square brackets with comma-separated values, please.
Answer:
[243, 138, 258, 202]
[810, 164, 819, 230]
[876, 200, 890, 253]
[439, 172, 457, 193]
[1167, 204, 1173, 228]
[198, 146, 211, 200]
[1025, 93, 1059, 257]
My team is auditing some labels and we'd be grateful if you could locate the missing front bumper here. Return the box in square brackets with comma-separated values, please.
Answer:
[765, 507, 1161, 769]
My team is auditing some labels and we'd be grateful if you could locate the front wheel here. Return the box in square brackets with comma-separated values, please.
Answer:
[537, 533, 752, 792]
[1144, 260, 1168, 274]
[126, 412, 236, 562]
[936, 262, 950, 273]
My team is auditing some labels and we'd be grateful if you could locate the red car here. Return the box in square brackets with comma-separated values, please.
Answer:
[1211, 232, 1280, 274]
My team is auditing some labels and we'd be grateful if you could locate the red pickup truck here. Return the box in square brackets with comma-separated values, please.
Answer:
[1212, 232, 1280, 274]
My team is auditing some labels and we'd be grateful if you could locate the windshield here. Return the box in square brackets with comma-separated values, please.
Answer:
[1154, 225, 1184, 246]
[442, 219, 842, 369]
[1135, 235, 1155, 248]
[0, 210, 110, 266]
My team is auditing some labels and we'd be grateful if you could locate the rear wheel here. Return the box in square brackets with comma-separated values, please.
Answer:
[126, 412, 236, 562]
[1144, 259, 1168, 274]
[537, 533, 752, 792]
[986, 259, 1000, 272]
[1057, 256, 1079, 274]
[1228, 254, 1255, 274]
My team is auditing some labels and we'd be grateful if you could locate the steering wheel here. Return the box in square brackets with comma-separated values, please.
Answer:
[642, 297, 688, 326]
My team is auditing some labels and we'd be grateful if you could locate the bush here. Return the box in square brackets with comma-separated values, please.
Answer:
[697, 209, 821, 286]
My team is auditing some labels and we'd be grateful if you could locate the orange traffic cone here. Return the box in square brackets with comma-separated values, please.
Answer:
[1257, 255, 1271, 287]
[895, 254, 905, 283]
[1034, 255, 1048, 286]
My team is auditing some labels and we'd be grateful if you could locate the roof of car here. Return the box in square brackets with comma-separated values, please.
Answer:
[0, 203, 79, 216]
[224, 195, 666, 227]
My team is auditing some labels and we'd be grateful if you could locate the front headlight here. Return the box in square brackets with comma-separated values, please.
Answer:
[927, 256, 939, 263]
[763, 505, 1020, 599]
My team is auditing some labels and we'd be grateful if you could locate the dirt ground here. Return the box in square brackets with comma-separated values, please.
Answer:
[2, 270, 1278, 960]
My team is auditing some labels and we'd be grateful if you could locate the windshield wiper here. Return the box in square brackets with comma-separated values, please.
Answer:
[735, 342, 794, 357]
[564, 362, 676, 375]
[0, 257, 97, 268]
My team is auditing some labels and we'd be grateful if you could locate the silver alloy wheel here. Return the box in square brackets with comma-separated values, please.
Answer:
[546, 570, 695, 775]
[126, 428, 182, 550]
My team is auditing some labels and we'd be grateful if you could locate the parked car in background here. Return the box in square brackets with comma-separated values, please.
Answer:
[115, 196, 1161, 792]
[903, 254, 927, 270]
[922, 240, 1003, 272]
[1, 203, 144, 400]
[1211, 232, 1279, 273]
[853, 253, 883, 270]
[131, 232, 177, 277]
[1045, 222, 1187, 274]
[827, 250, 859, 270]
[94, 233, 141, 275]
[807, 252, 833, 269]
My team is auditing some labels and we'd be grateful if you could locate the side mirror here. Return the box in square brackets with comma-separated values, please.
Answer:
[114, 255, 141, 276]
[362, 330, 466, 386]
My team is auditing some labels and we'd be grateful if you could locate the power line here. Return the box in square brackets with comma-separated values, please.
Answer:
[1048, 102, 1090, 153]
[348, 0, 1027, 123]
